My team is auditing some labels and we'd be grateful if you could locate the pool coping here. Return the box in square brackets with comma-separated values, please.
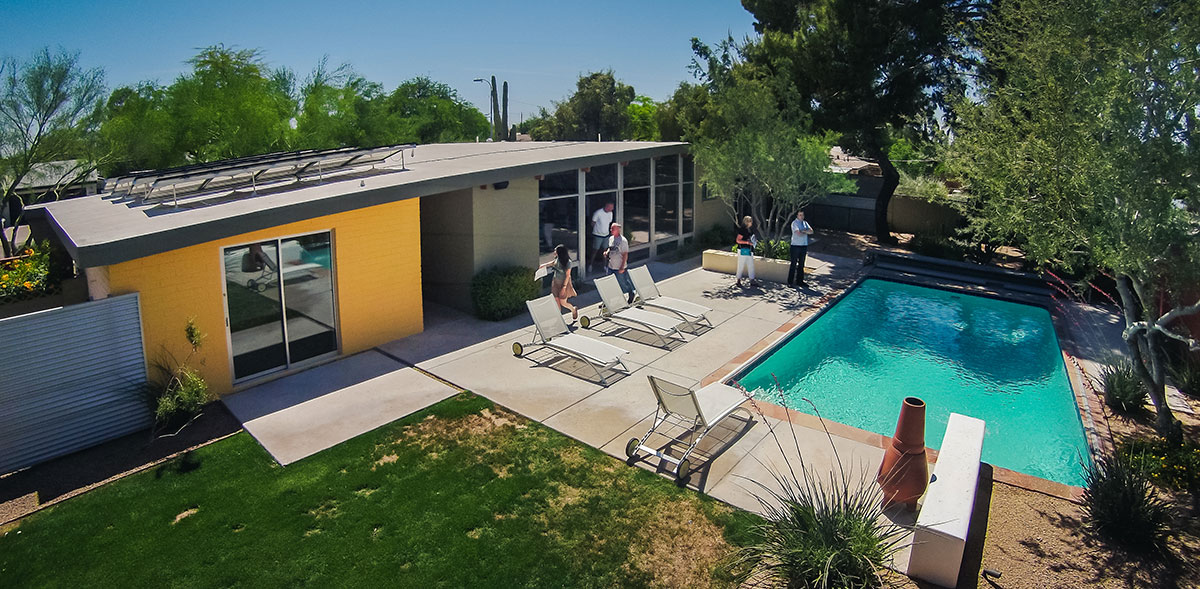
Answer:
[702, 272, 1102, 503]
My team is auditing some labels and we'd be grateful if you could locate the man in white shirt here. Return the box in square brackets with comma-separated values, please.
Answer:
[788, 210, 814, 286]
[605, 222, 635, 303]
[589, 202, 615, 271]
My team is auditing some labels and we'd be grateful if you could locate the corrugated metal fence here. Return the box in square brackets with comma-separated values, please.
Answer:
[0, 293, 151, 475]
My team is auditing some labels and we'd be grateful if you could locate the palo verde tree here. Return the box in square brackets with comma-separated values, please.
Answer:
[0, 48, 106, 256]
[952, 0, 1200, 442]
[692, 67, 853, 241]
[740, 0, 981, 243]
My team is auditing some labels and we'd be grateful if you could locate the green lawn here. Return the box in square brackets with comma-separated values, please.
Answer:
[0, 393, 756, 587]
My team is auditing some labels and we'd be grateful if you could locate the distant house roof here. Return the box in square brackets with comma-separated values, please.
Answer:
[829, 147, 881, 176]
[13, 160, 100, 190]
[30, 141, 688, 268]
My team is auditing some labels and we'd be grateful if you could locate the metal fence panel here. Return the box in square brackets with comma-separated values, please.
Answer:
[0, 293, 151, 474]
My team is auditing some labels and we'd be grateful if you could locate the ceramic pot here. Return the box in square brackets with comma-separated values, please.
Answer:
[877, 396, 929, 510]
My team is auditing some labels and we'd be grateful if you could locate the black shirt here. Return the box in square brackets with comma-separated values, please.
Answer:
[736, 225, 756, 245]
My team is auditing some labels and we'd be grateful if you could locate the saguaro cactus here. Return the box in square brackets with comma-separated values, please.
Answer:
[501, 81, 509, 141]
[490, 76, 500, 141]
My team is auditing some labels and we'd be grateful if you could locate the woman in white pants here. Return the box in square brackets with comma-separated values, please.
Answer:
[735, 215, 758, 288]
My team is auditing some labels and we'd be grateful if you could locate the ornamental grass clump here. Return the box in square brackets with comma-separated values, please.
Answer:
[1081, 450, 1170, 552]
[726, 385, 906, 588]
[1100, 360, 1147, 412]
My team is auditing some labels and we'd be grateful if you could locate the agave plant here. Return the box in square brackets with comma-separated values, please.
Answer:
[726, 385, 907, 588]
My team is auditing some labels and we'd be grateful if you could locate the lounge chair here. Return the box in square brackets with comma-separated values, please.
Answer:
[513, 295, 631, 386]
[625, 375, 754, 483]
[584, 275, 687, 347]
[628, 266, 713, 327]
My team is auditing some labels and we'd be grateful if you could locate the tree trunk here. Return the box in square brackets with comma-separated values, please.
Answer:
[1116, 275, 1183, 444]
[870, 147, 899, 244]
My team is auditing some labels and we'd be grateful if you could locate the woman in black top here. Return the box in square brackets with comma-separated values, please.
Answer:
[735, 216, 758, 288]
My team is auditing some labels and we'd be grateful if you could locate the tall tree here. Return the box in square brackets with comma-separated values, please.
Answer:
[167, 45, 295, 162]
[293, 57, 381, 150]
[540, 71, 636, 141]
[377, 77, 489, 145]
[953, 0, 1200, 442]
[693, 73, 853, 240]
[740, 0, 979, 243]
[0, 48, 106, 255]
[99, 83, 178, 176]
[626, 96, 660, 141]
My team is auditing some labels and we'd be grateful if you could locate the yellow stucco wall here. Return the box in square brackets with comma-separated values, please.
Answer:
[104, 198, 423, 395]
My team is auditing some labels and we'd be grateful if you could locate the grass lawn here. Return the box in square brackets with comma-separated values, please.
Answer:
[0, 393, 756, 587]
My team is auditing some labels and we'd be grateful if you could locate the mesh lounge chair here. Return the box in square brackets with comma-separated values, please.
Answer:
[584, 274, 686, 347]
[625, 375, 754, 483]
[513, 295, 631, 386]
[628, 266, 713, 327]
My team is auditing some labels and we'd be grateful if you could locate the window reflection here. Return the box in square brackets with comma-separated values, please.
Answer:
[225, 241, 286, 379]
[655, 185, 679, 240]
[281, 234, 337, 363]
[623, 188, 650, 247]
[539, 196, 579, 264]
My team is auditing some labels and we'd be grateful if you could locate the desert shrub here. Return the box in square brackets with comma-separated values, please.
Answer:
[147, 318, 212, 435]
[1101, 360, 1147, 412]
[1168, 356, 1200, 398]
[1081, 451, 1170, 552]
[155, 367, 209, 423]
[1123, 437, 1200, 493]
[470, 265, 540, 321]
[727, 466, 905, 587]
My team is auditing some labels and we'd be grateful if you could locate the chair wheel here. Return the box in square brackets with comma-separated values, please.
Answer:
[579, 315, 591, 329]
[676, 459, 692, 483]
[624, 438, 640, 459]
[512, 342, 523, 356]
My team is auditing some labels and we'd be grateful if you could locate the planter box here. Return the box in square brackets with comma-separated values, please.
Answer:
[0, 276, 89, 320]
[701, 249, 796, 284]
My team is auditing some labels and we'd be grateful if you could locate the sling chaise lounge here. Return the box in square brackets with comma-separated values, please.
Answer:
[585, 275, 687, 347]
[628, 266, 713, 327]
[513, 295, 631, 386]
[625, 375, 754, 482]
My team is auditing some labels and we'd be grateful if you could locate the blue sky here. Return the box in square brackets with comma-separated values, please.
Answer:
[2, 0, 758, 120]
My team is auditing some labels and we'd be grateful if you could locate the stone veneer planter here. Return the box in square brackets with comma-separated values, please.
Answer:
[701, 249, 796, 284]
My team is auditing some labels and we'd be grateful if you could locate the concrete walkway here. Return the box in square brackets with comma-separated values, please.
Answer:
[222, 350, 458, 465]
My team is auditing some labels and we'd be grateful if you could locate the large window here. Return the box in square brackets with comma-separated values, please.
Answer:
[223, 231, 337, 381]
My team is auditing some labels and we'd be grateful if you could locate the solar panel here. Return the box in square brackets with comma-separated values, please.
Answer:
[108, 144, 414, 205]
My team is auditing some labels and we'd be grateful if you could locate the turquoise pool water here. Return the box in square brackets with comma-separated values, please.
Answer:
[738, 278, 1090, 486]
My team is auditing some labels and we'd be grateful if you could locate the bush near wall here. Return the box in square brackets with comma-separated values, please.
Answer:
[0, 242, 52, 303]
[471, 266, 540, 321]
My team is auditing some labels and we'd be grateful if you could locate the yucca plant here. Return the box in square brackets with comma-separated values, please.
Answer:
[1100, 359, 1147, 412]
[1081, 450, 1169, 552]
[1168, 356, 1200, 398]
[726, 388, 906, 588]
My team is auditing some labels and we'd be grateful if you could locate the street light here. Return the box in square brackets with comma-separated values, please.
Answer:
[473, 77, 495, 142]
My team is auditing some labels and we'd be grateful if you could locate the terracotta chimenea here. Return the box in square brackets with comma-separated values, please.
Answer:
[877, 396, 930, 510]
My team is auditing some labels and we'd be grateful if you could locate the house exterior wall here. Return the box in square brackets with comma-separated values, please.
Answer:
[472, 178, 539, 271]
[420, 188, 475, 311]
[104, 198, 423, 395]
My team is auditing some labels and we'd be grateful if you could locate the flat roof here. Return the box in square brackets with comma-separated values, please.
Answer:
[32, 141, 688, 268]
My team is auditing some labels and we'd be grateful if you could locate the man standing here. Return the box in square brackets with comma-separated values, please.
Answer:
[589, 201, 615, 272]
[788, 210, 814, 287]
[606, 222, 635, 303]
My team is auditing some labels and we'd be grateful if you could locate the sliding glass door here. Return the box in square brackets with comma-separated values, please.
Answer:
[223, 231, 338, 381]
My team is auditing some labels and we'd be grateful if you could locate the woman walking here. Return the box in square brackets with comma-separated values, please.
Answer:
[543, 244, 578, 321]
[735, 216, 759, 288]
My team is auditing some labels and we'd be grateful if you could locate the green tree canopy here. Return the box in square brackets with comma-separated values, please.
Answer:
[533, 71, 636, 141]
[739, 0, 979, 242]
[952, 0, 1200, 441]
[0, 47, 106, 255]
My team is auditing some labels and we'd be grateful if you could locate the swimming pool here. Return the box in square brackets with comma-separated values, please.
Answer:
[737, 278, 1090, 486]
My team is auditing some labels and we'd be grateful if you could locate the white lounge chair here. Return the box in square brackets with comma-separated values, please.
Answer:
[625, 375, 754, 483]
[584, 274, 687, 347]
[628, 266, 713, 327]
[513, 295, 631, 386]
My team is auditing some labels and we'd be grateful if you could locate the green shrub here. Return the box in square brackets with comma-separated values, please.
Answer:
[155, 367, 210, 424]
[1101, 360, 1147, 412]
[1122, 437, 1200, 493]
[470, 265, 540, 321]
[1081, 451, 1169, 552]
[698, 223, 730, 250]
[728, 238, 790, 261]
